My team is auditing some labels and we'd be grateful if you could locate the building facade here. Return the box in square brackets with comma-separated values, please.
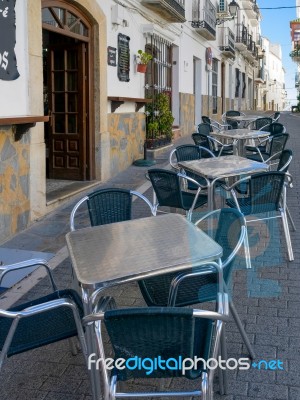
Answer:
[0, 0, 283, 242]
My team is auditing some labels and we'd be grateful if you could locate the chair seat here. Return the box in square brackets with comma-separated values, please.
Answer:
[182, 191, 207, 210]
[226, 197, 278, 215]
[246, 153, 269, 162]
[139, 267, 230, 307]
[0, 289, 83, 357]
[245, 145, 267, 154]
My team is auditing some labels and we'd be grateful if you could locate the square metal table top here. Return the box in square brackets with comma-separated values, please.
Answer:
[225, 115, 261, 122]
[211, 129, 270, 140]
[179, 155, 269, 180]
[66, 214, 223, 289]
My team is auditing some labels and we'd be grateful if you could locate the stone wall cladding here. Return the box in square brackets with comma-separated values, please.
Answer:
[108, 112, 145, 177]
[179, 93, 195, 137]
[0, 127, 30, 243]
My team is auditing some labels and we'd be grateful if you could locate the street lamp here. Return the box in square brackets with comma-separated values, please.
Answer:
[216, 0, 239, 24]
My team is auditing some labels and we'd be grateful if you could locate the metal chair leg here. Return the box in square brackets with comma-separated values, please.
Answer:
[229, 302, 255, 359]
[286, 206, 296, 232]
[281, 210, 294, 261]
[220, 327, 228, 395]
[243, 227, 252, 269]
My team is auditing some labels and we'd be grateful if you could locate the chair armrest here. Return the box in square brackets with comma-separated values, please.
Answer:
[167, 260, 224, 306]
[130, 190, 155, 216]
[169, 148, 178, 170]
[197, 145, 216, 158]
[70, 196, 89, 231]
[221, 175, 251, 192]
[177, 172, 209, 189]
[0, 258, 57, 291]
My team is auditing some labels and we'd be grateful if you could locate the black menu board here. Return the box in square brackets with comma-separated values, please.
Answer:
[118, 33, 130, 82]
[0, 0, 19, 80]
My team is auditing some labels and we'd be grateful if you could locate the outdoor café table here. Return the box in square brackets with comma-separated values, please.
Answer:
[66, 213, 223, 400]
[211, 129, 270, 157]
[178, 155, 269, 211]
[226, 114, 261, 128]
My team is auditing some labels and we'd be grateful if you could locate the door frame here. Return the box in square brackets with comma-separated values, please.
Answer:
[42, 0, 95, 180]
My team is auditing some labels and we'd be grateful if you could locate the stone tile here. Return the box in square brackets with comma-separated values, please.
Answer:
[248, 382, 288, 399]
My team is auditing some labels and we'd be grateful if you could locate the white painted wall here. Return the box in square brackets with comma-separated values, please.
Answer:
[0, 0, 29, 116]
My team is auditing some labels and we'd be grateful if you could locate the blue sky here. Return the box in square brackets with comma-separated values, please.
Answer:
[258, 0, 297, 106]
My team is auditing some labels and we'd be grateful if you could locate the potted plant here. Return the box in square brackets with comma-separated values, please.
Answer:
[145, 93, 174, 148]
[136, 49, 152, 73]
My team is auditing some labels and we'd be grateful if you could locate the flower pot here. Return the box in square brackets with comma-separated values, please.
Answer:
[137, 63, 147, 73]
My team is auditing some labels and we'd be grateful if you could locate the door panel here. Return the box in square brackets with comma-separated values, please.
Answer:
[48, 43, 86, 180]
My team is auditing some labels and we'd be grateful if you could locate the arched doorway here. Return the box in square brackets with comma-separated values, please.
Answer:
[42, 1, 94, 180]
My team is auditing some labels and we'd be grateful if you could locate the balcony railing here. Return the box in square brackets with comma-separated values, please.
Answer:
[141, 0, 186, 22]
[255, 67, 265, 83]
[191, 0, 216, 40]
[219, 27, 235, 58]
[235, 24, 247, 50]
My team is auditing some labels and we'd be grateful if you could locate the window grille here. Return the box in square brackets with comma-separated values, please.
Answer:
[235, 68, 240, 98]
[242, 72, 246, 98]
[144, 34, 173, 147]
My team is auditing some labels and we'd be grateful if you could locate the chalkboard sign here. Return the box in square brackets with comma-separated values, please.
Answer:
[0, 0, 19, 80]
[107, 46, 117, 67]
[118, 33, 130, 82]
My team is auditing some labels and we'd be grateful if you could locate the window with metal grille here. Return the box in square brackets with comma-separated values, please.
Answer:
[145, 34, 172, 99]
[212, 59, 218, 114]
[235, 68, 240, 97]
[144, 34, 173, 147]
[242, 72, 246, 98]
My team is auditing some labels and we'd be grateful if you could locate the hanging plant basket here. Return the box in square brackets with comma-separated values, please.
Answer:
[137, 64, 147, 73]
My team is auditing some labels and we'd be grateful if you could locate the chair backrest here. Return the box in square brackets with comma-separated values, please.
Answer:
[147, 169, 184, 209]
[277, 149, 292, 172]
[201, 115, 211, 125]
[88, 189, 133, 226]
[247, 171, 286, 214]
[255, 117, 273, 130]
[174, 144, 207, 162]
[104, 307, 215, 380]
[192, 132, 211, 150]
[197, 122, 212, 135]
[268, 133, 289, 158]
[226, 110, 241, 117]
[263, 122, 285, 135]
[273, 112, 280, 122]
[138, 209, 244, 307]
[70, 188, 153, 231]
[201, 116, 214, 132]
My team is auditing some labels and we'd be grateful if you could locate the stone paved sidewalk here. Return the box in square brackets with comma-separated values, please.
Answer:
[1, 111, 300, 399]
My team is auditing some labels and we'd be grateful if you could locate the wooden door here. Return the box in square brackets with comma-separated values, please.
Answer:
[48, 43, 86, 180]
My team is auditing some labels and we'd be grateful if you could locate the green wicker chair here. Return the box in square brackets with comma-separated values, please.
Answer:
[246, 133, 289, 165]
[88, 304, 229, 399]
[147, 168, 208, 220]
[138, 209, 255, 364]
[0, 259, 87, 372]
[194, 124, 233, 157]
[70, 188, 154, 231]
[201, 115, 232, 131]
[169, 144, 214, 189]
[245, 122, 286, 154]
[224, 171, 294, 264]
